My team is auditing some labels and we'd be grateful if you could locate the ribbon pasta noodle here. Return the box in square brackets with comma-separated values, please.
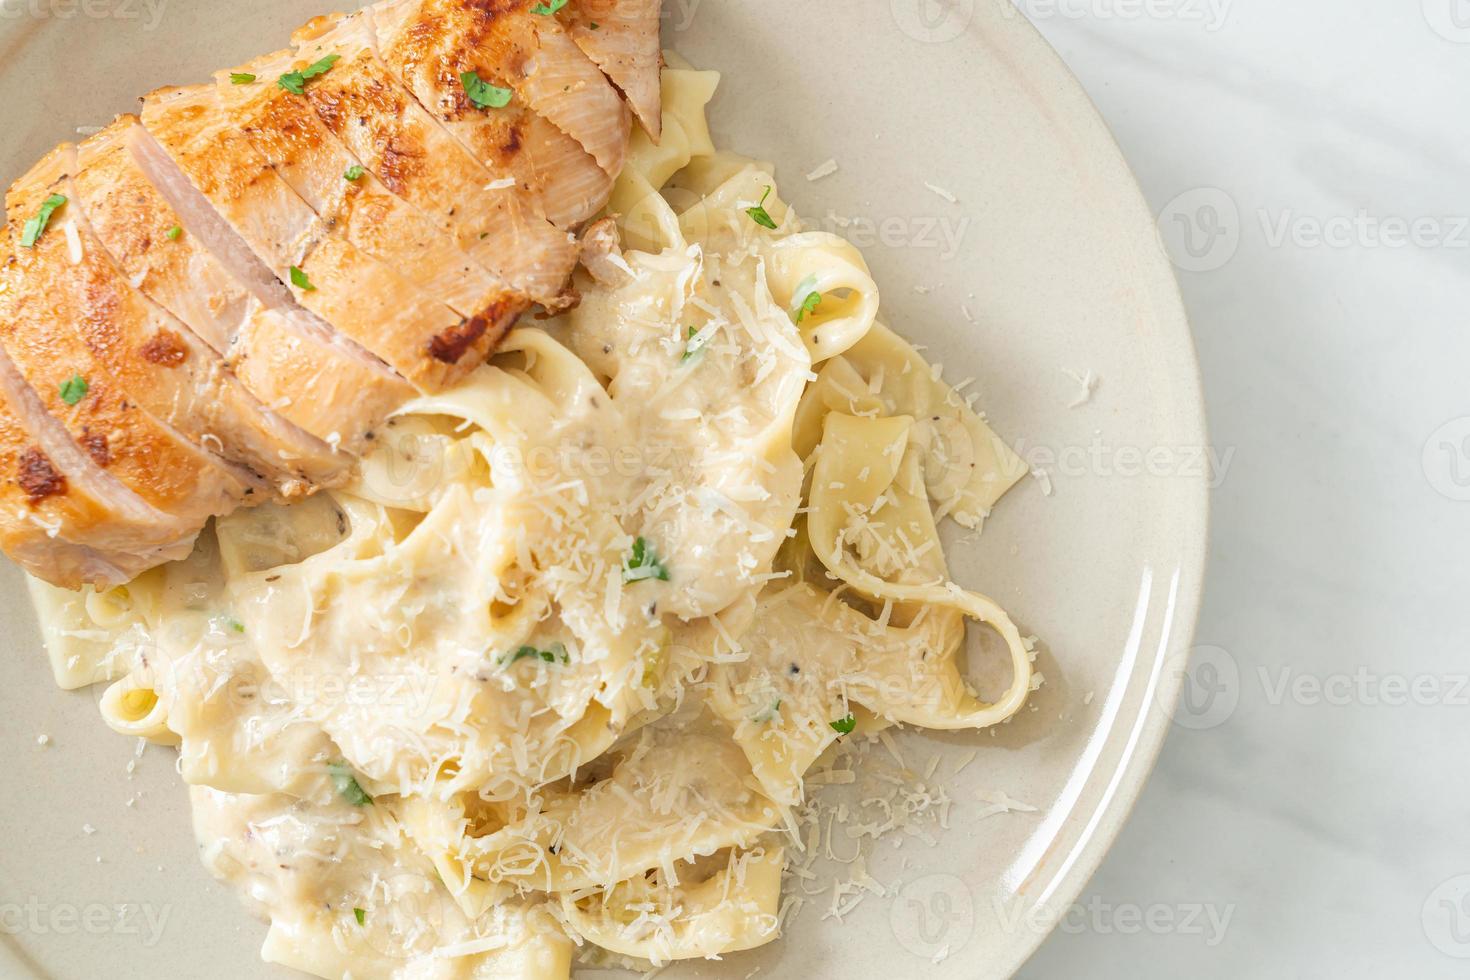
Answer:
[25, 59, 1037, 977]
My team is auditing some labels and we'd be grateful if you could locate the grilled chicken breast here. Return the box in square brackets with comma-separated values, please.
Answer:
[0, 0, 662, 588]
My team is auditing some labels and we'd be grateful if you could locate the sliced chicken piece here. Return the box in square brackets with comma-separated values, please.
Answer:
[140, 84, 503, 392]
[372, 0, 631, 179]
[71, 116, 409, 450]
[229, 305, 415, 452]
[517, 112, 617, 229]
[560, 0, 663, 141]
[368, 1, 612, 229]
[73, 118, 253, 356]
[288, 11, 579, 305]
[300, 230, 513, 384]
[512, 14, 633, 177]
[0, 416, 125, 589]
[215, 50, 530, 325]
[121, 121, 414, 444]
[42, 146, 350, 494]
[0, 396, 174, 589]
[0, 304, 247, 539]
[126, 119, 296, 310]
[0, 331, 201, 588]
[2, 154, 254, 532]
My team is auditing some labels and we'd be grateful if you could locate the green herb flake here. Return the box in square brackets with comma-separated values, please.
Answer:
[745, 185, 778, 230]
[344, 165, 366, 181]
[503, 642, 570, 668]
[289, 266, 316, 292]
[327, 761, 373, 806]
[795, 290, 822, 323]
[623, 536, 670, 583]
[460, 70, 513, 110]
[222, 616, 246, 634]
[20, 194, 67, 248]
[681, 326, 707, 363]
[58, 374, 88, 406]
[165, 225, 183, 241]
[754, 699, 783, 724]
[278, 54, 340, 95]
[532, 0, 569, 14]
[353, 908, 366, 926]
[230, 73, 257, 85]
[589, 21, 599, 28]
[830, 714, 857, 735]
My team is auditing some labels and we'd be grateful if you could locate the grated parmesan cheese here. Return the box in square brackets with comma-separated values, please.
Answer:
[805, 159, 839, 181]
[1061, 367, 1098, 408]
[924, 182, 958, 204]
[63, 220, 83, 265]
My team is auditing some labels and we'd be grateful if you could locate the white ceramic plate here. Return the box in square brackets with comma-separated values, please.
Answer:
[0, 2, 1207, 977]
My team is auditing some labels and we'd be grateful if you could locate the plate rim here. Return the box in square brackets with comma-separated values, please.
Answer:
[981, 10, 1211, 976]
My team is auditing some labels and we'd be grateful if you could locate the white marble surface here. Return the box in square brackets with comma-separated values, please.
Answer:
[1014, 1, 1470, 976]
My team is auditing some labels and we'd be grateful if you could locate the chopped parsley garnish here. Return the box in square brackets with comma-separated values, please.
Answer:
[745, 185, 778, 230]
[165, 225, 183, 241]
[830, 714, 857, 735]
[755, 699, 783, 723]
[229, 73, 256, 85]
[623, 536, 670, 583]
[344, 165, 365, 181]
[681, 326, 706, 363]
[278, 54, 340, 95]
[532, 0, 568, 14]
[460, 70, 513, 109]
[589, 21, 600, 29]
[327, 761, 373, 806]
[221, 616, 246, 634]
[353, 908, 366, 926]
[20, 194, 67, 248]
[503, 642, 570, 667]
[58, 374, 88, 406]
[289, 266, 316, 291]
[795, 290, 822, 323]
